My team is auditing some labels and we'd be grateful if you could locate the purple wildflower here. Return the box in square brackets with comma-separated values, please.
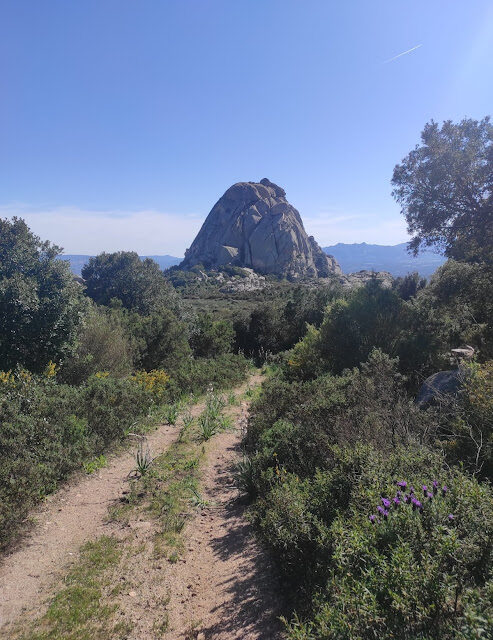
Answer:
[448, 514, 455, 521]
[433, 480, 438, 494]
[377, 505, 386, 515]
[409, 486, 415, 494]
[381, 498, 391, 509]
[397, 480, 407, 489]
[422, 485, 428, 495]
[369, 514, 377, 524]
[393, 497, 401, 507]
[412, 497, 423, 511]
[426, 491, 433, 500]
[382, 510, 389, 519]
[442, 485, 448, 497]
[396, 490, 402, 498]
[404, 494, 411, 504]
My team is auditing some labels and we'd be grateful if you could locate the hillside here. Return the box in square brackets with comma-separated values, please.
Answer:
[323, 242, 445, 277]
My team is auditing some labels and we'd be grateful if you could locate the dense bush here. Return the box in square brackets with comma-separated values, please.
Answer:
[189, 313, 234, 358]
[127, 308, 192, 371]
[247, 350, 430, 456]
[285, 280, 445, 388]
[437, 360, 493, 481]
[234, 283, 343, 363]
[244, 346, 493, 638]
[59, 307, 136, 384]
[0, 370, 152, 549]
[253, 445, 493, 639]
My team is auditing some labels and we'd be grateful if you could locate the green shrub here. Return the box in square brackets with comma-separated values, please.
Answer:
[82, 375, 150, 447]
[59, 307, 135, 384]
[253, 445, 493, 639]
[0, 371, 151, 549]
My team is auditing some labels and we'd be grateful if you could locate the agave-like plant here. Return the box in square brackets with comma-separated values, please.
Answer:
[178, 411, 194, 441]
[163, 404, 179, 426]
[198, 412, 218, 441]
[134, 439, 153, 476]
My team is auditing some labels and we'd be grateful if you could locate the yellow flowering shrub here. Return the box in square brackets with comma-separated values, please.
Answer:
[0, 370, 14, 385]
[44, 360, 58, 378]
[132, 370, 171, 403]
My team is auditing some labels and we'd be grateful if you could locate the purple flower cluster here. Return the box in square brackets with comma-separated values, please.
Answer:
[368, 479, 453, 525]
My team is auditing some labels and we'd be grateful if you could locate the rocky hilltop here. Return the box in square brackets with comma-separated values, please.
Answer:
[181, 179, 341, 279]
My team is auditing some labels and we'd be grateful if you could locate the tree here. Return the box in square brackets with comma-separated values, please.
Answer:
[128, 309, 191, 371]
[82, 251, 177, 314]
[189, 313, 234, 358]
[0, 217, 86, 372]
[392, 117, 493, 263]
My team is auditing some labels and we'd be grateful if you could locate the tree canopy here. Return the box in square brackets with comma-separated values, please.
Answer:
[0, 217, 85, 371]
[392, 117, 493, 263]
[81, 251, 177, 314]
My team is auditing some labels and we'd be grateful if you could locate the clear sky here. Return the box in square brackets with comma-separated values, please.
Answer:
[1, 0, 493, 255]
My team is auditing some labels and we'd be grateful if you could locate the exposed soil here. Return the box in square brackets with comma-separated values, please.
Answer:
[159, 400, 284, 639]
[0, 375, 285, 639]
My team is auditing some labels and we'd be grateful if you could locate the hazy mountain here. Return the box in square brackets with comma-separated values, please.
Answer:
[323, 243, 446, 277]
[59, 254, 182, 276]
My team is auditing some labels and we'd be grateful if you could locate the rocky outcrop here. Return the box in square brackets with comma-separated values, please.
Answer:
[339, 270, 394, 290]
[181, 179, 341, 279]
[416, 370, 464, 407]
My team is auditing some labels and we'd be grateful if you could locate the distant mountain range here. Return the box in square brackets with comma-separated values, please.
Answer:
[59, 254, 182, 276]
[60, 243, 445, 279]
[323, 243, 446, 277]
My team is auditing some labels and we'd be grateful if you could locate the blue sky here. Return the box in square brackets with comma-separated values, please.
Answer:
[1, 0, 493, 255]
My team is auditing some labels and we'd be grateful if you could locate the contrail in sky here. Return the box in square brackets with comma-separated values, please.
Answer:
[383, 44, 423, 64]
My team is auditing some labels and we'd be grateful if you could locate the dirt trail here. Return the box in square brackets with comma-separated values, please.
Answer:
[160, 401, 284, 639]
[0, 375, 285, 638]
[0, 383, 238, 629]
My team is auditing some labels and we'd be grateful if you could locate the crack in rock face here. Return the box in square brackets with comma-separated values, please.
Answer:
[181, 178, 341, 279]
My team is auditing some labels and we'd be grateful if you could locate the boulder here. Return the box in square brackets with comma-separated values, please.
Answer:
[180, 178, 341, 279]
[416, 370, 464, 407]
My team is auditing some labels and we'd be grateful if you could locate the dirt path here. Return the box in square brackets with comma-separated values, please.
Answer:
[0, 381, 246, 630]
[160, 399, 284, 639]
[1, 375, 285, 639]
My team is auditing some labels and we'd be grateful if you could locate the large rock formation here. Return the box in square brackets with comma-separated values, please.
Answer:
[181, 179, 341, 279]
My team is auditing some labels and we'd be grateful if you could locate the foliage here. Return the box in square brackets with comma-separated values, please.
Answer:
[0, 217, 86, 372]
[259, 446, 493, 640]
[163, 403, 179, 426]
[439, 360, 493, 481]
[132, 369, 171, 404]
[127, 308, 192, 371]
[392, 117, 493, 263]
[189, 313, 234, 358]
[285, 280, 443, 384]
[415, 260, 493, 359]
[59, 306, 135, 384]
[81, 251, 178, 314]
[234, 283, 343, 363]
[0, 372, 151, 549]
[245, 346, 493, 638]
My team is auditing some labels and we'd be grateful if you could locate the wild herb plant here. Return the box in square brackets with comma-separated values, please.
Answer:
[163, 404, 179, 426]
[133, 439, 153, 477]
[197, 412, 218, 441]
[179, 411, 194, 442]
